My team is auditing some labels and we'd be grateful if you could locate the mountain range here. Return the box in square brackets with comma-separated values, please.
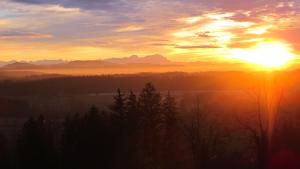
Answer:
[0, 54, 283, 77]
[105, 54, 171, 64]
[1, 54, 172, 69]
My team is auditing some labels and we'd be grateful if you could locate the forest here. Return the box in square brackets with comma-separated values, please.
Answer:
[0, 81, 299, 169]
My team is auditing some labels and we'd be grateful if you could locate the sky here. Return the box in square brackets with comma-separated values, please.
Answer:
[0, 0, 300, 63]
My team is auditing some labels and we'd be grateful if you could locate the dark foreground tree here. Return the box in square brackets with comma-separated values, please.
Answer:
[126, 90, 139, 131]
[0, 132, 11, 169]
[16, 116, 57, 169]
[110, 88, 127, 123]
[61, 106, 114, 169]
[136, 83, 164, 169]
[161, 92, 190, 169]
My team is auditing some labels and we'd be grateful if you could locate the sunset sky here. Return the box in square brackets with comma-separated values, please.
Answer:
[0, 0, 300, 64]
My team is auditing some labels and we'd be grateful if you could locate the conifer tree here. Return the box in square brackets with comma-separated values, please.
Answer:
[137, 83, 163, 169]
[126, 90, 139, 130]
[110, 88, 126, 120]
[138, 83, 162, 129]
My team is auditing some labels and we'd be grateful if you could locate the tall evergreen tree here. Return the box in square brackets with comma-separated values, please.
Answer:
[163, 91, 178, 129]
[110, 88, 126, 121]
[126, 90, 139, 130]
[138, 83, 162, 129]
[162, 92, 189, 169]
[137, 83, 163, 169]
[116, 91, 139, 169]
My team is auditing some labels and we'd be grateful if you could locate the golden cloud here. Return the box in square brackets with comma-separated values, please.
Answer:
[115, 25, 145, 32]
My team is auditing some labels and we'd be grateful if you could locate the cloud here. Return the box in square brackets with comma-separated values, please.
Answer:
[44, 5, 81, 13]
[115, 25, 145, 32]
[0, 31, 53, 39]
[0, 19, 11, 26]
[206, 0, 299, 11]
[152, 43, 176, 47]
[10, 0, 133, 11]
[175, 45, 221, 49]
[0, 1, 82, 15]
[197, 32, 215, 38]
[266, 28, 300, 50]
[228, 41, 258, 49]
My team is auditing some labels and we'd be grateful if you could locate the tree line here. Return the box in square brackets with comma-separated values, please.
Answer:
[0, 72, 256, 96]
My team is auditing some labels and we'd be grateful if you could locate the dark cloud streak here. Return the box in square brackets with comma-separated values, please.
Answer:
[11, 0, 132, 11]
[0, 31, 53, 39]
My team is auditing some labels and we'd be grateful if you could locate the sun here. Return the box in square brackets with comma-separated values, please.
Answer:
[232, 42, 294, 69]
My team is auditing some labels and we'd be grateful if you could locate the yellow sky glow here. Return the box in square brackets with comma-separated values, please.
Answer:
[231, 42, 295, 69]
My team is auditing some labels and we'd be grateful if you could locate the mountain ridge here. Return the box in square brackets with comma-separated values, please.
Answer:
[105, 54, 171, 64]
[0, 54, 172, 68]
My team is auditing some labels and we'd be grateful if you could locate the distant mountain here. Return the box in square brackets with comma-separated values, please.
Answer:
[31, 60, 66, 65]
[3, 62, 40, 69]
[0, 54, 172, 69]
[0, 61, 8, 67]
[64, 60, 113, 67]
[105, 54, 171, 64]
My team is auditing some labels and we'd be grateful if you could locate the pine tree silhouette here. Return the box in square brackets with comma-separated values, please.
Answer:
[126, 90, 139, 130]
[137, 83, 163, 169]
[61, 107, 114, 169]
[110, 89, 126, 120]
[138, 83, 162, 129]
[161, 91, 191, 169]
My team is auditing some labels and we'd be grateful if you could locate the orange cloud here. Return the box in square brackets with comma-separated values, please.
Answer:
[115, 25, 145, 32]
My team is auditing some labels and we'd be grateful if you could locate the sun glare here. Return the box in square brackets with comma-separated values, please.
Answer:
[232, 42, 294, 69]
